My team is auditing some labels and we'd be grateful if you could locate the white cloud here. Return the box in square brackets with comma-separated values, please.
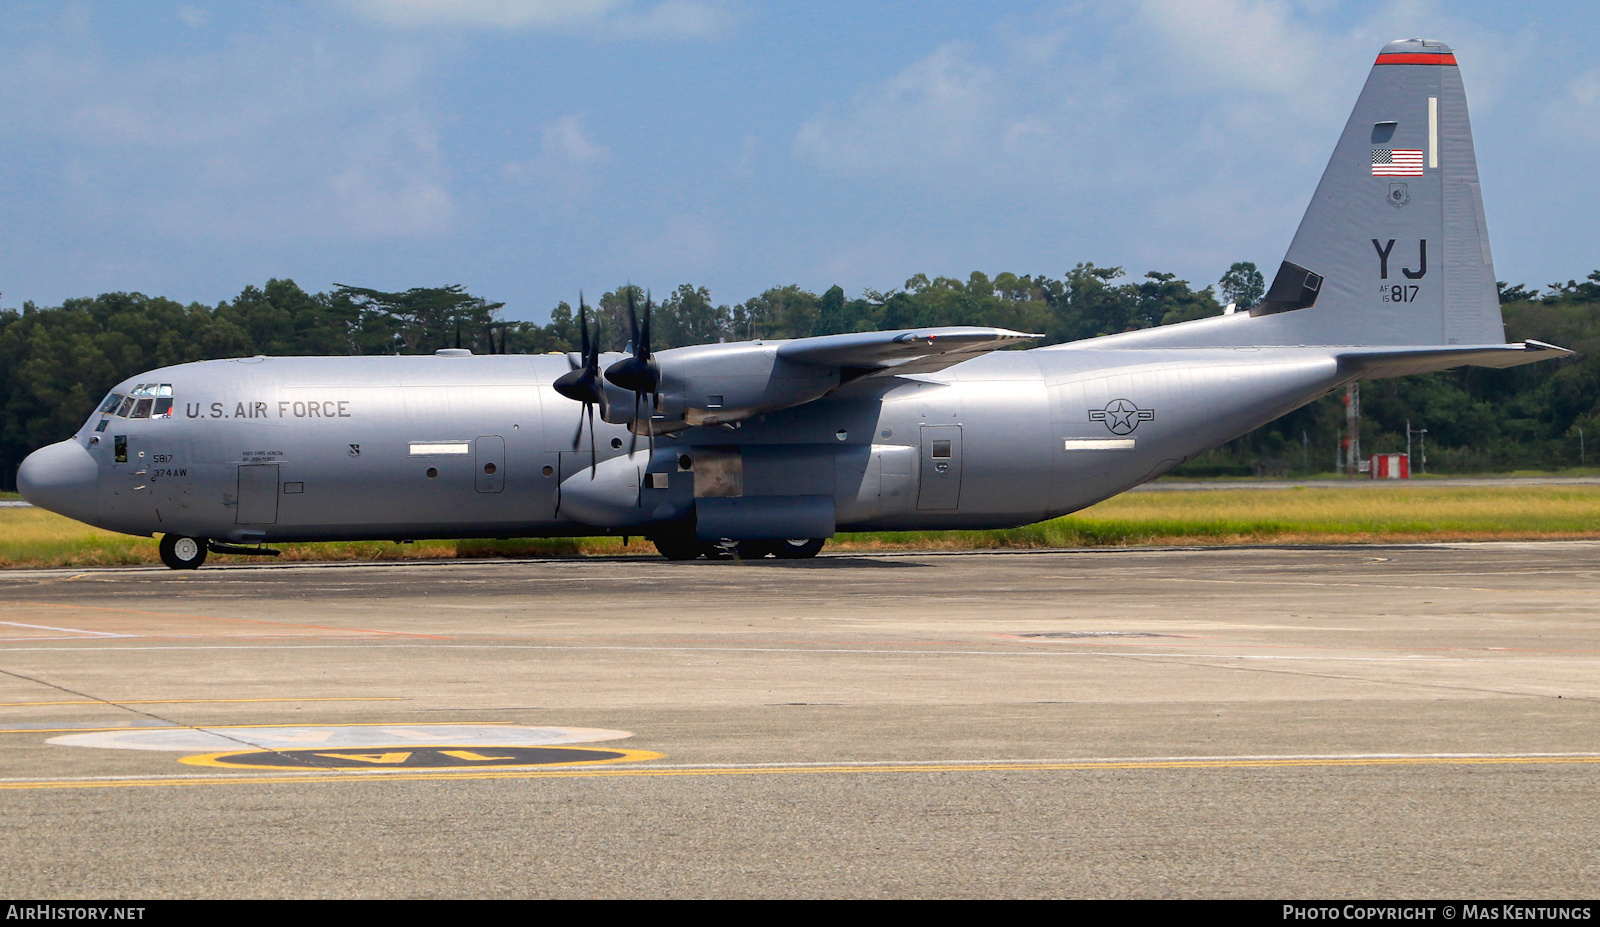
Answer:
[500, 113, 610, 201]
[794, 43, 1007, 181]
[175, 6, 211, 29]
[542, 113, 610, 165]
[0, 29, 454, 241]
[1549, 69, 1600, 144]
[345, 0, 734, 37]
[791, 1, 1385, 281]
[1133, 0, 1335, 99]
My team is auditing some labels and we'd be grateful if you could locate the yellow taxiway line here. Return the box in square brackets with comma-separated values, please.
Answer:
[0, 697, 407, 707]
[2, 753, 1598, 791]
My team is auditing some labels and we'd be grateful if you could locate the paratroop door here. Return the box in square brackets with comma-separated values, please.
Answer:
[916, 425, 963, 510]
[236, 464, 279, 524]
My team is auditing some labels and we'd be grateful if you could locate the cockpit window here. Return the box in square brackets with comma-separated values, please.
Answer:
[103, 384, 173, 419]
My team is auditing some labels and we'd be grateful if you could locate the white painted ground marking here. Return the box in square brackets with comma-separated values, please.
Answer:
[0, 621, 132, 640]
[48, 723, 633, 752]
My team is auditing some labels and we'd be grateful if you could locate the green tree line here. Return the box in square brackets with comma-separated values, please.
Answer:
[3, 266, 1596, 489]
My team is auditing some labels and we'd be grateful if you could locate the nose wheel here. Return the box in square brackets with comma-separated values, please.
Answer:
[159, 534, 209, 570]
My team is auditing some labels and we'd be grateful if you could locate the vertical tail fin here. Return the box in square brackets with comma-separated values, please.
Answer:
[1252, 38, 1502, 346]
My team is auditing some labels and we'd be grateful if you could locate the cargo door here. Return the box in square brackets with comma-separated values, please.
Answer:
[236, 464, 280, 525]
[475, 435, 505, 493]
[916, 425, 963, 511]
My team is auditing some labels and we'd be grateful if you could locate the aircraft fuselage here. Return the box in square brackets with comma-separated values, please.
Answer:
[24, 344, 1347, 545]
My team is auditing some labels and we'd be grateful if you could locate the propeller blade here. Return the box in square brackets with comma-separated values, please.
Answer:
[571, 403, 585, 450]
[554, 299, 609, 404]
[628, 392, 640, 457]
[626, 287, 639, 354]
[578, 294, 590, 360]
[648, 392, 657, 461]
[640, 291, 651, 359]
[588, 402, 597, 477]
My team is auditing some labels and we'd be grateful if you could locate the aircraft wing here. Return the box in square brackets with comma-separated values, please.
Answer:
[1337, 340, 1576, 378]
[591, 326, 1042, 432]
[777, 326, 1042, 376]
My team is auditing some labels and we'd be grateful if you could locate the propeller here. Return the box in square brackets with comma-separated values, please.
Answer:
[551, 295, 607, 476]
[604, 288, 661, 460]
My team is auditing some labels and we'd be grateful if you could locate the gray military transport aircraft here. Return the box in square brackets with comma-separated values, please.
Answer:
[15, 39, 1573, 569]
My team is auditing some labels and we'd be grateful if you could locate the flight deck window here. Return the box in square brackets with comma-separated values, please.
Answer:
[99, 393, 126, 415]
[147, 385, 173, 417]
[130, 398, 153, 419]
[115, 396, 135, 417]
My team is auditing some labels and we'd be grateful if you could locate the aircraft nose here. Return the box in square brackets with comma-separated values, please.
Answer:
[16, 440, 99, 519]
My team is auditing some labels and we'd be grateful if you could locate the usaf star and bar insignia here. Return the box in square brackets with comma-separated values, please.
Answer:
[1088, 399, 1155, 435]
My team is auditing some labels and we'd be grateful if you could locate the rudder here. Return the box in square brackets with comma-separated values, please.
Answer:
[1252, 38, 1501, 346]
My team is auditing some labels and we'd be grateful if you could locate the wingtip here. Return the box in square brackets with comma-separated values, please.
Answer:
[1523, 339, 1580, 358]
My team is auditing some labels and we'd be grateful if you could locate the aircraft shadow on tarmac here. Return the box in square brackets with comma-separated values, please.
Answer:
[698, 555, 926, 569]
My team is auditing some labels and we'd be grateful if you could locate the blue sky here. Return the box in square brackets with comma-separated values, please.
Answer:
[1, 1, 1595, 322]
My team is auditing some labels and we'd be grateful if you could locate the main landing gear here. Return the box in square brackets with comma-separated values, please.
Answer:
[738, 538, 827, 560]
[159, 534, 208, 570]
[649, 534, 826, 561]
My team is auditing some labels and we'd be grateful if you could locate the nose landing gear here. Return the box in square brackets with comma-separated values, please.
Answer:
[159, 534, 209, 570]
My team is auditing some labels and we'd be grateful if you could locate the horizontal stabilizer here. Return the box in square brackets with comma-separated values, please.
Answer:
[1338, 340, 1575, 378]
[778, 326, 1040, 375]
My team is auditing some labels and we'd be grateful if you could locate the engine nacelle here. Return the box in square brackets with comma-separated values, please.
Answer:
[557, 451, 691, 528]
[601, 342, 839, 429]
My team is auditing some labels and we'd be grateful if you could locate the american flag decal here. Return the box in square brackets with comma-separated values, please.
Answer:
[1372, 148, 1423, 176]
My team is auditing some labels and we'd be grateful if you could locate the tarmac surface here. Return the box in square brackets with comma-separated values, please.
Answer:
[1, 542, 1598, 898]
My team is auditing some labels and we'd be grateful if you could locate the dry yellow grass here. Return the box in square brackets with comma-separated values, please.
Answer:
[0, 506, 639, 568]
[3, 483, 1599, 568]
[830, 484, 1600, 550]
